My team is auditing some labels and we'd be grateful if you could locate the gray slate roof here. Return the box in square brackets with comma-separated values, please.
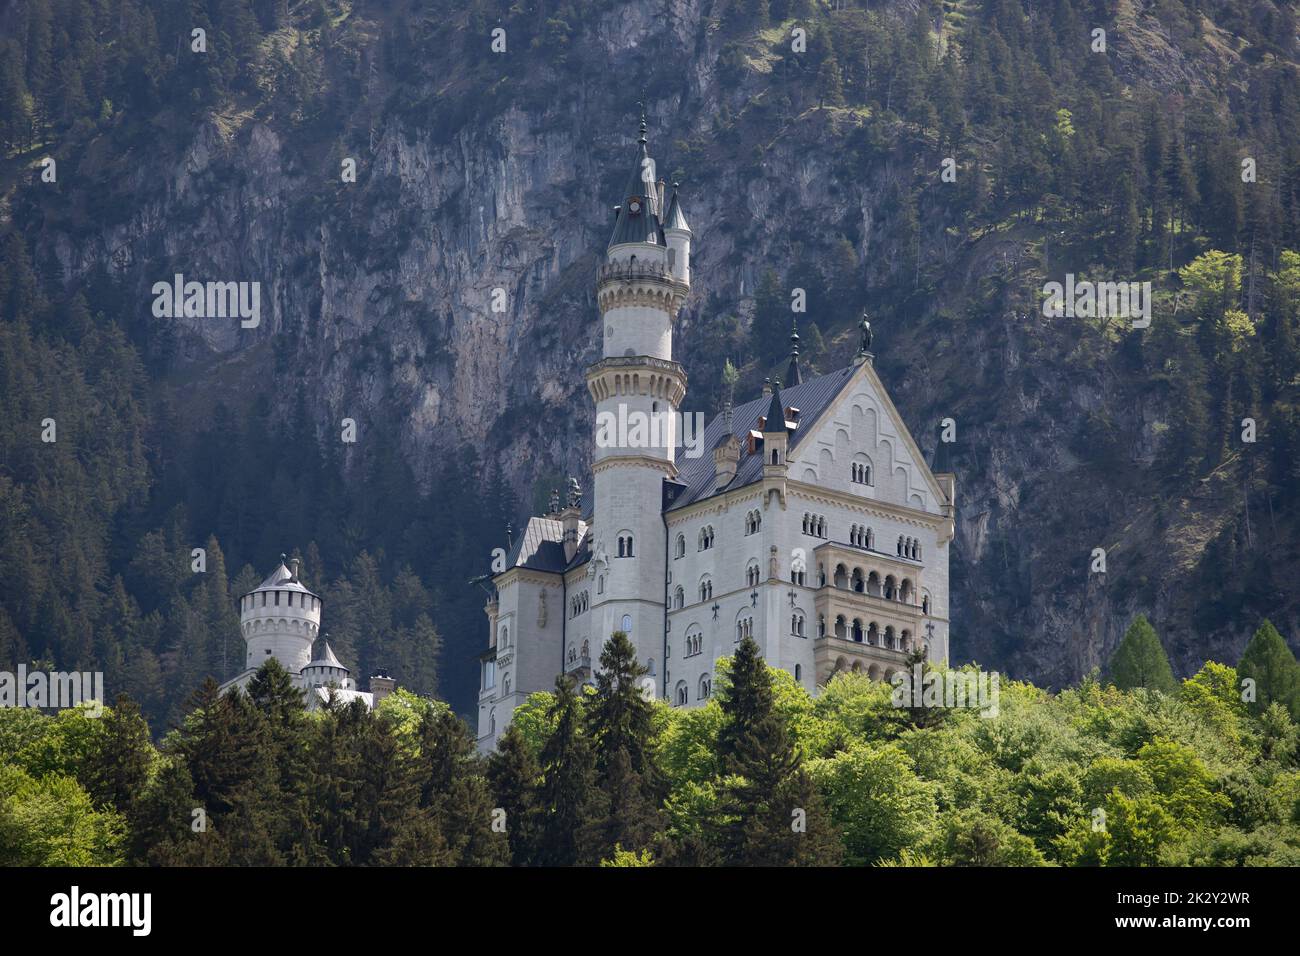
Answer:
[503, 516, 589, 575]
[669, 364, 858, 511]
[608, 131, 666, 248]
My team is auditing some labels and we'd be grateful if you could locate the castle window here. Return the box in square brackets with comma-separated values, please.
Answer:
[699, 675, 711, 699]
[795, 664, 803, 681]
[791, 567, 806, 586]
[598, 575, 606, 594]
[698, 577, 713, 602]
[699, 526, 715, 550]
[746, 562, 760, 587]
[618, 533, 635, 557]
[503, 674, 512, 695]
[851, 456, 873, 485]
[674, 586, 684, 609]
[771, 449, 780, 465]
[792, 612, 805, 637]
[274, 591, 280, 606]
[675, 534, 686, 558]
[261, 593, 266, 607]
[622, 614, 633, 635]
[675, 681, 688, 706]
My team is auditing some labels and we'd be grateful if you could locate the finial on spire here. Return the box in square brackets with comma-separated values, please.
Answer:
[785, 317, 803, 386]
[636, 99, 647, 143]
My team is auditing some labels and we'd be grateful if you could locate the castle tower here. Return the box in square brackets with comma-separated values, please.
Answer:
[237, 555, 322, 677]
[586, 115, 690, 668]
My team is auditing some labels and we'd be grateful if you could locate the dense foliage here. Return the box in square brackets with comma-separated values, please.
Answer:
[2, 0, 1300, 716]
[4, 624, 1299, 867]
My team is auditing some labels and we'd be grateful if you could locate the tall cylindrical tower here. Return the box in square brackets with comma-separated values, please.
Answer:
[238, 556, 322, 678]
[586, 118, 690, 670]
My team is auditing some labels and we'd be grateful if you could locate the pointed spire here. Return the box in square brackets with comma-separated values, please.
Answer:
[763, 380, 788, 435]
[609, 105, 665, 247]
[664, 181, 691, 233]
[785, 317, 802, 386]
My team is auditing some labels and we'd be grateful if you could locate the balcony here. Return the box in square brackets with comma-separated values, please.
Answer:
[564, 651, 592, 681]
[814, 632, 911, 685]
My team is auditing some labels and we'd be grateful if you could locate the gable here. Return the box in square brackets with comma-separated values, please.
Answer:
[790, 361, 945, 513]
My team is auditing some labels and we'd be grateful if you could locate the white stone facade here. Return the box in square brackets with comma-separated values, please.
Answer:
[476, 131, 954, 752]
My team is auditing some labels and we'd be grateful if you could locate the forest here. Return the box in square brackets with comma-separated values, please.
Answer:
[3, 619, 1299, 866]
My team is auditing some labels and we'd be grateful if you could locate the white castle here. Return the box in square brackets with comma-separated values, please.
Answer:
[219, 555, 397, 710]
[476, 121, 956, 750]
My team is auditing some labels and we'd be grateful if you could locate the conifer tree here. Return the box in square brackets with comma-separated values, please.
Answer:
[714, 636, 840, 865]
[1107, 615, 1178, 694]
[83, 693, 152, 817]
[1237, 620, 1300, 721]
[414, 706, 509, 865]
[487, 724, 542, 865]
[537, 677, 596, 866]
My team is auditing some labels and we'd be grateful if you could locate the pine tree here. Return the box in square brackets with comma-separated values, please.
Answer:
[1107, 615, 1178, 694]
[487, 724, 542, 865]
[83, 694, 152, 817]
[713, 636, 840, 865]
[583, 632, 662, 859]
[537, 677, 596, 865]
[1238, 620, 1300, 721]
[414, 706, 509, 865]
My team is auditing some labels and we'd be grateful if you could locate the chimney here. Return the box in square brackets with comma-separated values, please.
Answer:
[370, 674, 396, 705]
[714, 435, 740, 491]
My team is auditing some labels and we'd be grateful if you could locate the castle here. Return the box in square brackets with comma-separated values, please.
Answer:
[219, 556, 397, 710]
[476, 121, 955, 751]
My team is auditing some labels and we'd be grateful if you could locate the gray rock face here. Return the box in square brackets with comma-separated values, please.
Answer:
[31, 1, 1296, 693]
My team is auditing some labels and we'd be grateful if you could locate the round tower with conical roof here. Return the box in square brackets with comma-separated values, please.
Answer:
[586, 114, 690, 670]
[237, 555, 322, 677]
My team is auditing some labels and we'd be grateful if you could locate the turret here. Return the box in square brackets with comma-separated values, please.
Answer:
[302, 636, 354, 691]
[663, 182, 691, 284]
[238, 555, 322, 676]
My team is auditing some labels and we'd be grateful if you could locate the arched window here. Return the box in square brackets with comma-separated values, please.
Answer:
[598, 575, 606, 594]
[795, 664, 803, 681]
[699, 675, 712, 699]
[503, 674, 512, 695]
[499, 626, 509, 648]
[699, 526, 715, 550]
[647, 657, 657, 676]
[791, 611, 805, 637]
[852, 455, 873, 485]
[489, 709, 496, 734]
[674, 586, 684, 609]
[675, 534, 686, 558]
[675, 681, 688, 706]
[698, 577, 712, 602]
[771, 448, 780, 465]
[746, 562, 760, 587]
[618, 533, 635, 558]
[622, 614, 633, 635]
